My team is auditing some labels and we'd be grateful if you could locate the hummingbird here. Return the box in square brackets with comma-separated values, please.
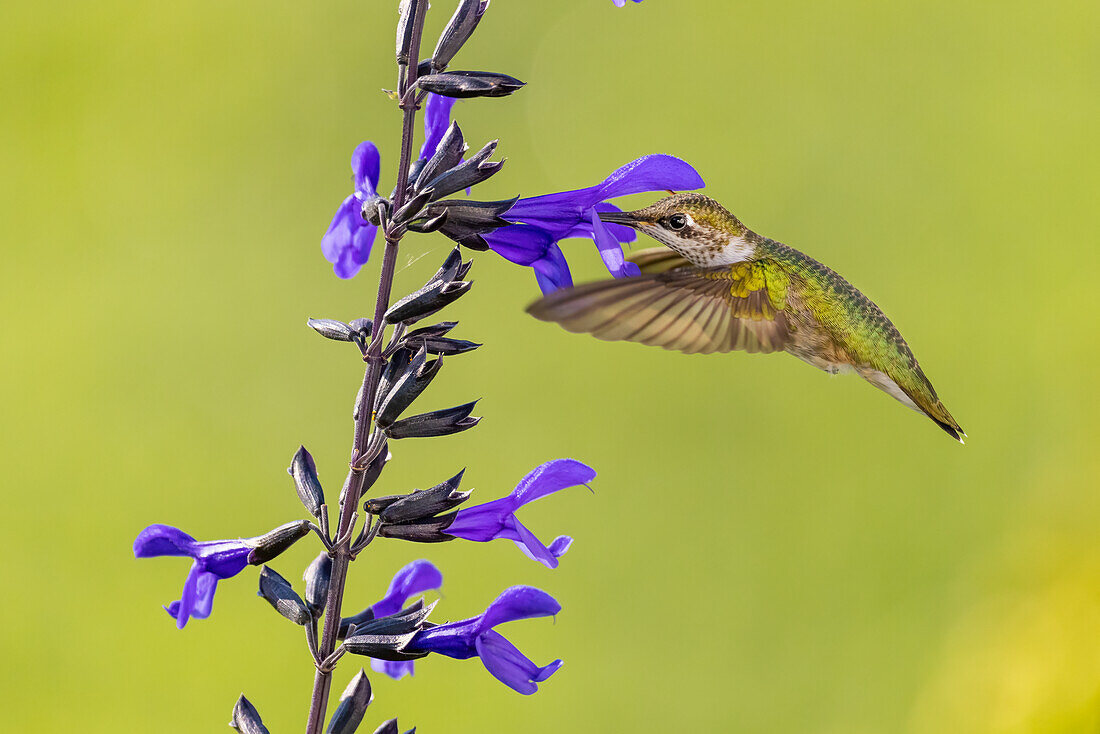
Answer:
[527, 193, 965, 442]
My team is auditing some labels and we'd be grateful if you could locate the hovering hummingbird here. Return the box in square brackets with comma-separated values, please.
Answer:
[527, 193, 965, 442]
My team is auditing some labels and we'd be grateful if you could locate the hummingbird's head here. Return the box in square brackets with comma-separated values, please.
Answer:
[598, 193, 755, 266]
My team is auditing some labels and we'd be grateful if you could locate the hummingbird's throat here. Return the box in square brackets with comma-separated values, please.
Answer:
[639, 224, 756, 267]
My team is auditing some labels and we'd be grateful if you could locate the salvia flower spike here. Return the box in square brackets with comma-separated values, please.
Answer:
[137, 0, 628, 727]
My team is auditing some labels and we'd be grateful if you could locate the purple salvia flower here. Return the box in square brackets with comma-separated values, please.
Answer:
[444, 459, 594, 568]
[368, 559, 444, 680]
[408, 586, 562, 694]
[321, 95, 458, 279]
[133, 525, 255, 629]
[482, 154, 704, 292]
[321, 141, 382, 279]
[612, 0, 644, 6]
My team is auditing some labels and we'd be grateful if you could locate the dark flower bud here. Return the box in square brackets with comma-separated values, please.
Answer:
[402, 158, 427, 195]
[414, 121, 466, 193]
[384, 249, 473, 325]
[417, 71, 525, 98]
[379, 470, 470, 524]
[364, 494, 404, 515]
[384, 402, 480, 439]
[344, 632, 428, 661]
[303, 552, 332, 618]
[378, 512, 458, 542]
[359, 599, 435, 634]
[308, 318, 355, 342]
[430, 197, 516, 249]
[395, 0, 424, 68]
[375, 344, 425, 413]
[404, 208, 448, 234]
[403, 321, 458, 339]
[360, 196, 386, 226]
[358, 439, 390, 493]
[405, 335, 481, 356]
[374, 720, 399, 734]
[338, 607, 376, 640]
[345, 602, 436, 659]
[377, 347, 414, 406]
[257, 566, 311, 625]
[437, 230, 489, 251]
[391, 187, 436, 226]
[288, 446, 325, 517]
[326, 669, 373, 734]
[432, 0, 489, 71]
[246, 520, 311, 565]
[376, 349, 444, 428]
[230, 695, 270, 734]
[456, 259, 473, 280]
[349, 318, 373, 335]
[424, 139, 505, 200]
[428, 197, 515, 229]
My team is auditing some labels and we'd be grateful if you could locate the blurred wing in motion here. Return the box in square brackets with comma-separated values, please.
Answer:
[527, 265, 791, 355]
[625, 247, 692, 274]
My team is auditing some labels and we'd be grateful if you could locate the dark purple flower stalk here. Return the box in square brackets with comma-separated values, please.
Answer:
[482, 155, 704, 292]
[369, 560, 443, 680]
[407, 586, 562, 694]
[444, 458, 595, 567]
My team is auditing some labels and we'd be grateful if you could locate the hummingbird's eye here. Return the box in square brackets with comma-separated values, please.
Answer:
[667, 213, 688, 230]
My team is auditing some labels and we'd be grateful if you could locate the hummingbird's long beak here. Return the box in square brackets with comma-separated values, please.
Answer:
[597, 210, 644, 228]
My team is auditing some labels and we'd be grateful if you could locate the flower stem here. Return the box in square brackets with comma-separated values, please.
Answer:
[304, 3, 430, 732]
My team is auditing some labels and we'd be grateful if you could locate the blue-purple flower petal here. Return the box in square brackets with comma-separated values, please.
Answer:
[321, 142, 383, 279]
[351, 141, 381, 197]
[590, 209, 641, 279]
[475, 630, 562, 695]
[371, 559, 443, 618]
[420, 93, 457, 161]
[532, 244, 573, 294]
[594, 153, 703, 200]
[134, 524, 199, 558]
[476, 586, 561, 632]
[371, 658, 416, 680]
[512, 458, 596, 505]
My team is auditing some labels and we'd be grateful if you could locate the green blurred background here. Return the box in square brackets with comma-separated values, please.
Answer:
[3, 1, 1098, 731]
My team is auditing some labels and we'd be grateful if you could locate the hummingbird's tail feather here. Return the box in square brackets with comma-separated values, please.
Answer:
[919, 397, 965, 444]
[931, 417, 965, 444]
[857, 367, 965, 443]
[526, 268, 791, 356]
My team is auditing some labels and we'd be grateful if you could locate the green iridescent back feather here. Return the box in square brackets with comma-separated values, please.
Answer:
[754, 237, 941, 403]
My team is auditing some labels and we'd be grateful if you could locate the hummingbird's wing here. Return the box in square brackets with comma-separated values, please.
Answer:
[625, 247, 692, 274]
[527, 266, 791, 355]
